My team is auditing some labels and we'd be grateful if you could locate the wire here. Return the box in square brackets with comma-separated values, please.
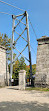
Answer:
[0, 0, 25, 11]
[0, 11, 12, 16]
[28, 16, 37, 40]
[30, 46, 36, 55]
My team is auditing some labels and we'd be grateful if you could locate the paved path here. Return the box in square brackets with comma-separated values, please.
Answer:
[0, 86, 49, 111]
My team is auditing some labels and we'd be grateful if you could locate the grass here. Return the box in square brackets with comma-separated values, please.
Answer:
[0, 86, 5, 88]
[26, 87, 49, 91]
[0, 86, 49, 91]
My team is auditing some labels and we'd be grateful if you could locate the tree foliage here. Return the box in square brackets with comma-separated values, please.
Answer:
[12, 57, 26, 79]
[0, 33, 11, 60]
[26, 64, 36, 78]
[0, 33, 16, 61]
[19, 57, 26, 70]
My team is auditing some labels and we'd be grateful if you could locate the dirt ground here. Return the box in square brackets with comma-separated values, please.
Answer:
[0, 86, 49, 111]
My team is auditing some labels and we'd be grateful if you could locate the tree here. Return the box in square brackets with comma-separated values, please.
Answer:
[0, 33, 11, 60]
[0, 33, 16, 62]
[0, 33, 3, 45]
[19, 56, 26, 70]
[26, 64, 36, 78]
[12, 57, 26, 79]
[12, 60, 19, 79]
[32, 64, 36, 75]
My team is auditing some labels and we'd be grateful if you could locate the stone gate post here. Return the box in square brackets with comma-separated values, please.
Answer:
[0, 45, 9, 86]
[19, 70, 26, 90]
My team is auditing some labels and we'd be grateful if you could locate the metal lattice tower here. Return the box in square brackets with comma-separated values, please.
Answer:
[10, 11, 32, 83]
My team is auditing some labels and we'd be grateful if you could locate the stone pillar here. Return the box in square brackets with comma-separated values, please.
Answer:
[35, 36, 49, 87]
[19, 70, 26, 90]
[0, 45, 9, 86]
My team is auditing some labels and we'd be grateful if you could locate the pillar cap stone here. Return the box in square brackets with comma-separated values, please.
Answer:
[37, 36, 49, 41]
[19, 70, 26, 73]
[0, 45, 6, 50]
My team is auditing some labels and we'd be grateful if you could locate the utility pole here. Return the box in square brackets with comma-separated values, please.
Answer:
[26, 11, 32, 80]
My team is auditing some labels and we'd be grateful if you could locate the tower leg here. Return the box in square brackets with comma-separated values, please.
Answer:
[26, 11, 34, 86]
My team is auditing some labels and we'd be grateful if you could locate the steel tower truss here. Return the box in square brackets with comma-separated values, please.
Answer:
[10, 11, 32, 81]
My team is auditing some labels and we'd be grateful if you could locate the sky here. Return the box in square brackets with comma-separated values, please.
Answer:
[0, 0, 49, 65]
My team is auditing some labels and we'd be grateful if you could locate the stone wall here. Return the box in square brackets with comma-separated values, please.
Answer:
[35, 36, 49, 87]
[0, 45, 9, 86]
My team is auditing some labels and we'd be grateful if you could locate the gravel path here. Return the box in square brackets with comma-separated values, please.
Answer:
[0, 86, 49, 111]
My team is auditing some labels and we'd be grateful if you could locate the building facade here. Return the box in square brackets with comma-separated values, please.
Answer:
[35, 36, 49, 87]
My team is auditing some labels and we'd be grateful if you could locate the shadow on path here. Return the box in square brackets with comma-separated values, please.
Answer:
[0, 101, 49, 111]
